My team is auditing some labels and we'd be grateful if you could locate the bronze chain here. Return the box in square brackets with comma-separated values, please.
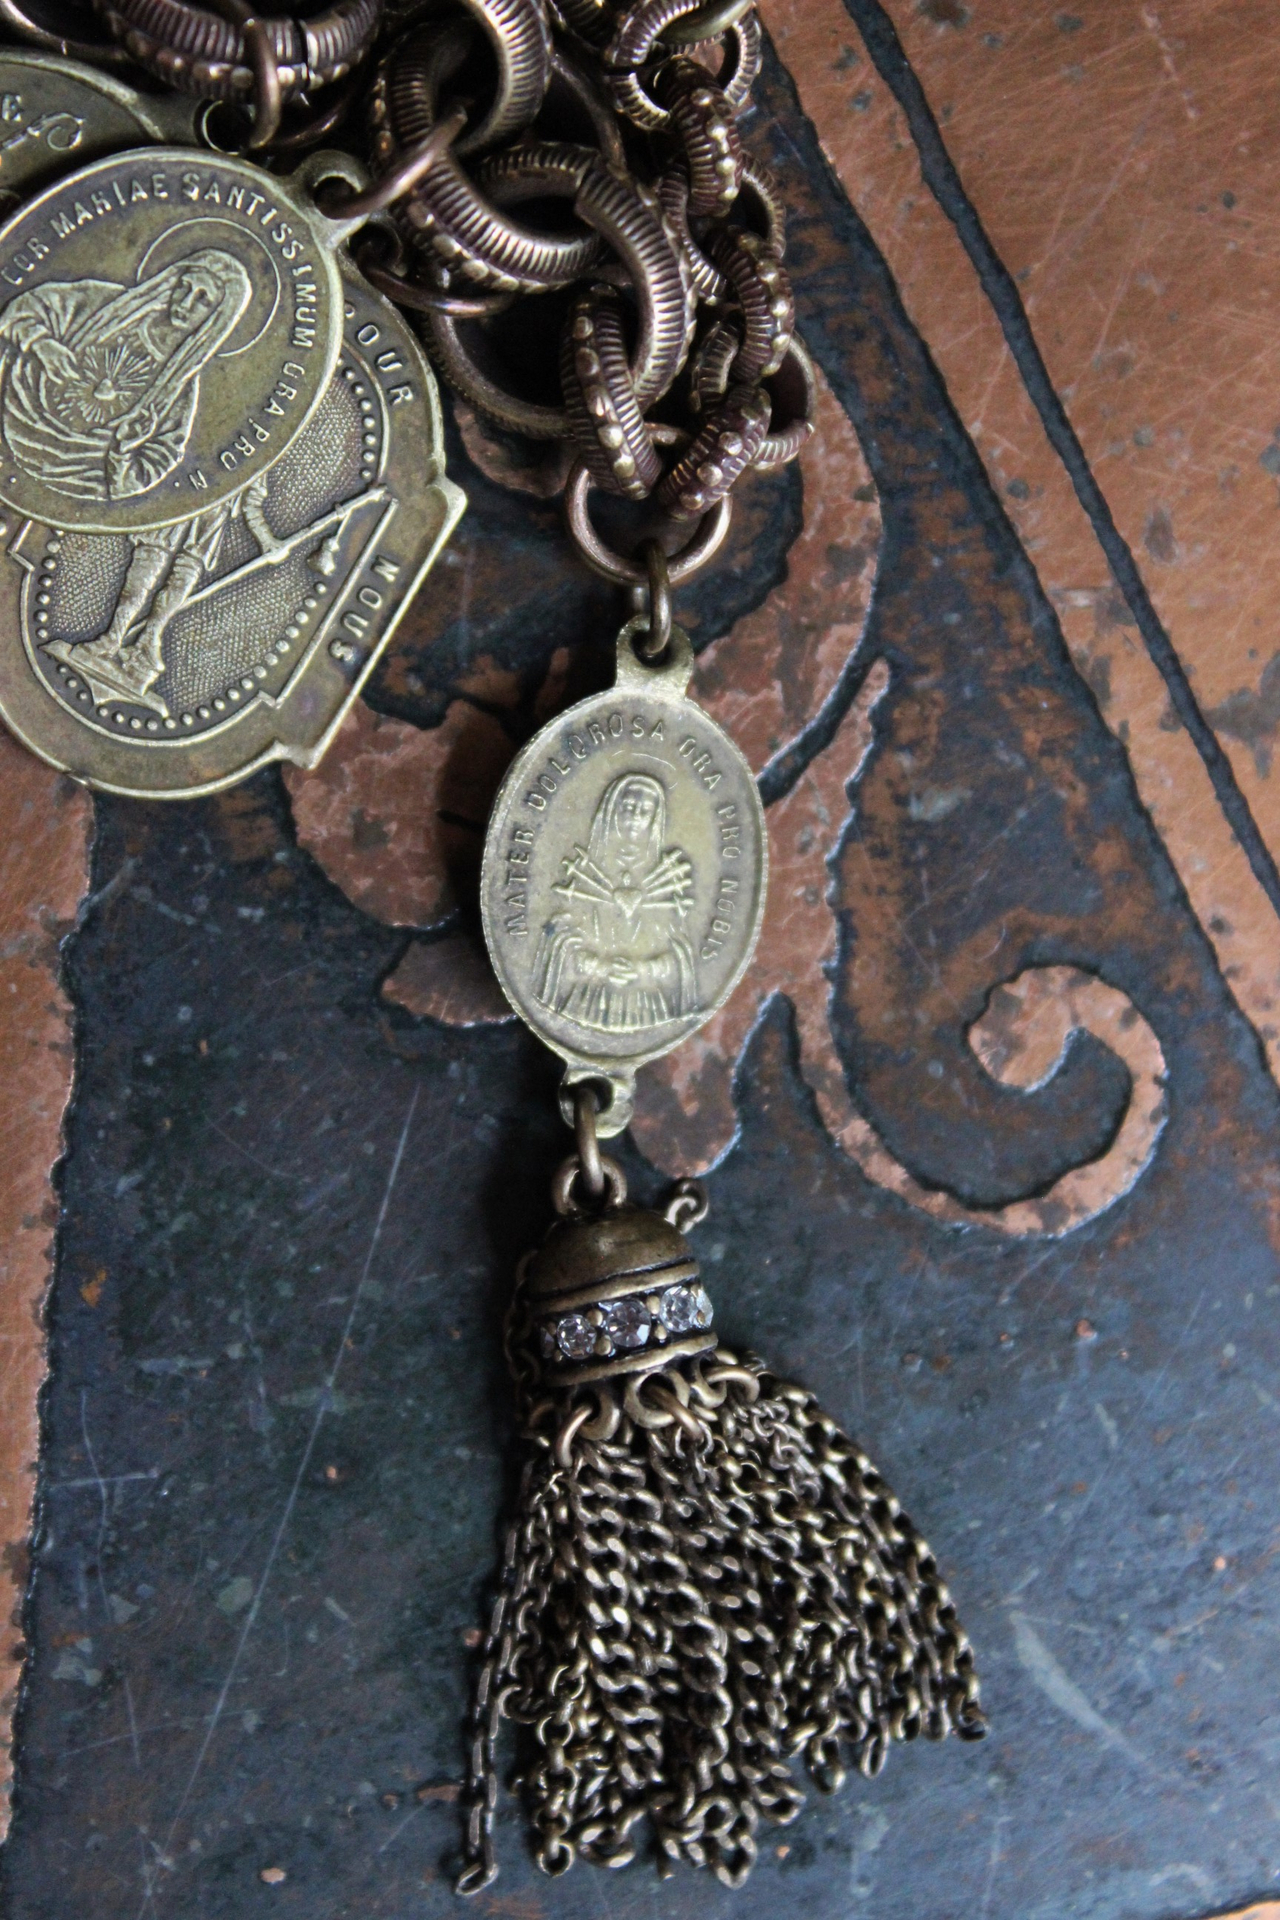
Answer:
[78, 0, 812, 593]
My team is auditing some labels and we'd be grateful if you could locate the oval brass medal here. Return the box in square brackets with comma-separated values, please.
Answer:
[0, 146, 341, 534]
[482, 624, 767, 1099]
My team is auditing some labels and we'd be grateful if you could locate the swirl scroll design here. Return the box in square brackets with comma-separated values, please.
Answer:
[284, 370, 1168, 1240]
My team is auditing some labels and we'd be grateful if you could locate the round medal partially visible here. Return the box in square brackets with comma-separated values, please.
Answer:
[0, 147, 341, 533]
[481, 621, 767, 1133]
[0, 53, 200, 202]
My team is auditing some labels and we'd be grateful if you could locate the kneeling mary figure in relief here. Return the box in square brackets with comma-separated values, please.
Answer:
[534, 772, 700, 1036]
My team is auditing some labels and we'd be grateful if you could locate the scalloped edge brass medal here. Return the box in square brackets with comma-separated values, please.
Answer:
[480, 620, 767, 1132]
[0, 251, 463, 795]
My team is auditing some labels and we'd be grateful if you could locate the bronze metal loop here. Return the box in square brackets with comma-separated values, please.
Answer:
[688, 315, 739, 410]
[686, 1357, 728, 1407]
[636, 539, 673, 659]
[420, 152, 690, 438]
[701, 1357, 761, 1401]
[326, 102, 467, 218]
[708, 225, 794, 380]
[660, 0, 753, 44]
[735, 153, 787, 253]
[577, 1381, 623, 1441]
[655, 380, 770, 517]
[711, 8, 760, 115]
[753, 335, 817, 472]
[624, 1368, 706, 1442]
[553, 1398, 596, 1467]
[96, 0, 379, 100]
[372, 39, 606, 292]
[608, 0, 725, 81]
[572, 1084, 606, 1199]
[551, 0, 612, 45]
[657, 169, 727, 304]
[549, 47, 628, 172]
[383, 0, 551, 156]
[622, 1372, 676, 1430]
[654, 58, 743, 218]
[551, 1151, 628, 1217]
[262, 65, 360, 148]
[372, 25, 595, 287]
[565, 458, 731, 583]
[604, 5, 759, 129]
[574, 161, 693, 406]
[690, 320, 813, 469]
[663, 1175, 709, 1231]
[241, 15, 284, 146]
[357, 252, 515, 316]
[561, 286, 662, 499]
[657, 155, 782, 310]
[426, 308, 572, 437]
[455, 0, 552, 154]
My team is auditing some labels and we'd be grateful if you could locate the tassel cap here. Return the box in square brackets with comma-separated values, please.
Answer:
[527, 1207, 716, 1386]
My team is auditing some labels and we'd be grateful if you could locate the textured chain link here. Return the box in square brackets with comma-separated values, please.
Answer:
[362, 0, 814, 577]
[83, 0, 813, 574]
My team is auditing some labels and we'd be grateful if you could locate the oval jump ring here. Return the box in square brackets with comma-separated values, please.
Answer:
[328, 103, 467, 218]
[551, 1152, 628, 1216]
[241, 16, 283, 147]
[565, 458, 732, 583]
[638, 539, 673, 658]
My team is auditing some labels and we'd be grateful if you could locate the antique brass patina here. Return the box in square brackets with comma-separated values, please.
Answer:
[0, 145, 343, 536]
[0, 254, 463, 795]
[481, 619, 767, 1132]
[0, 85, 464, 796]
[0, 51, 200, 201]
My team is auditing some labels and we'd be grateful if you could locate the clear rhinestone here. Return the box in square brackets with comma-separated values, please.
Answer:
[556, 1313, 597, 1361]
[659, 1283, 714, 1334]
[601, 1297, 650, 1350]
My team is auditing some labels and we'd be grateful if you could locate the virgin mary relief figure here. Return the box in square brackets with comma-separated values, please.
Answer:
[535, 773, 700, 1035]
[0, 251, 298, 714]
[0, 248, 251, 502]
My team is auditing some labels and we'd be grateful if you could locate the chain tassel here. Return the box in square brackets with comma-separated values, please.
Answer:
[458, 1170, 985, 1892]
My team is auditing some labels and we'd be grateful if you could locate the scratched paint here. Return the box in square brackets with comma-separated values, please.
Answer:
[883, 0, 1280, 853]
[0, 735, 90, 1832]
[762, 0, 1280, 1088]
